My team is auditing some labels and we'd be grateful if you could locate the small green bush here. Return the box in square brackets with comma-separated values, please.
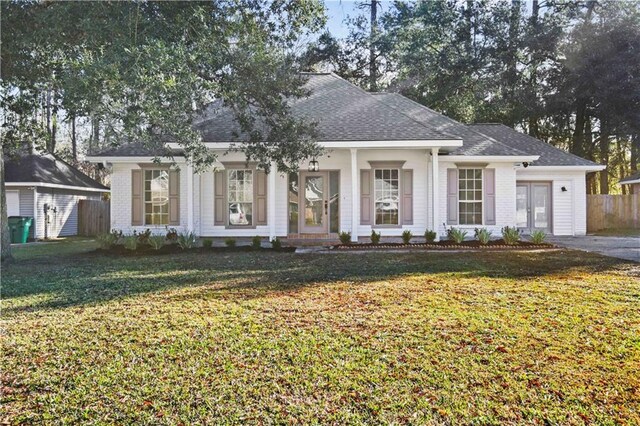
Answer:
[148, 235, 165, 250]
[225, 238, 236, 247]
[474, 228, 492, 245]
[251, 235, 262, 250]
[270, 237, 282, 250]
[502, 226, 521, 245]
[177, 232, 198, 250]
[424, 230, 437, 243]
[338, 231, 352, 245]
[530, 230, 547, 244]
[165, 227, 178, 243]
[202, 238, 213, 248]
[370, 230, 381, 245]
[135, 229, 152, 245]
[97, 232, 118, 250]
[401, 230, 413, 244]
[447, 227, 468, 244]
[123, 235, 138, 251]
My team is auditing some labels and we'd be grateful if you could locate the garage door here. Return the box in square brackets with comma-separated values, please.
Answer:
[6, 190, 20, 216]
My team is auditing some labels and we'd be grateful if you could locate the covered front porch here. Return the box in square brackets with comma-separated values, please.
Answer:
[194, 143, 454, 242]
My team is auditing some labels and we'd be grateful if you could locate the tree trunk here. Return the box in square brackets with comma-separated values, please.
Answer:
[631, 133, 639, 173]
[71, 113, 77, 161]
[368, 0, 378, 92]
[571, 102, 587, 157]
[1, 155, 13, 263]
[599, 120, 610, 194]
[46, 88, 52, 151]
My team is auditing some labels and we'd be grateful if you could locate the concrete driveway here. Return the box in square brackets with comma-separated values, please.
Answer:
[548, 235, 639, 262]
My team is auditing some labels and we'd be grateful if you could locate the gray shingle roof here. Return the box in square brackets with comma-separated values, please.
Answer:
[194, 73, 453, 142]
[372, 93, 529, 157]
[619, 171, 640, 184]
[469, 124, 600, 166]
[5, 153, 109, 190]
[92, 73, 597, 168]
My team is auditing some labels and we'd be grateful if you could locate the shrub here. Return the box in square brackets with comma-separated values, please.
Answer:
[97, 232, 118, 250]
[165, 227, 178, 243]
[202, 238, 213, 248]
[338, 231, 352, 245]
[447, 227, 468, 244]
[177, 232, 198, 250]
[135, 229, 152, 245]
[270, 237, 282, 250]
[401, 230, 413, 244]
[501, 226, 521, 245]
[148, 235, 165, 250]
[224, 238, 236, 247]
[370, 230, 381, 245]
[530, 230, 547, 244]
[251, 235, 262, 250]
[474, 228, 492, 245]
[424, 230, 437, 243]
[123, 235, 138, 251]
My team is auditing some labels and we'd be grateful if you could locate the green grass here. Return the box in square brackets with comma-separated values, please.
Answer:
[2, 242, 640, 424]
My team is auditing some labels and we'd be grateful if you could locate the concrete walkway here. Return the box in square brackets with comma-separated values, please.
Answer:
[547, 235, 640, 262]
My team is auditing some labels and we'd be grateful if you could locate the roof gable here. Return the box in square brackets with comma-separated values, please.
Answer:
[194, 73, 453, 143]
[5, 153, 109, 190]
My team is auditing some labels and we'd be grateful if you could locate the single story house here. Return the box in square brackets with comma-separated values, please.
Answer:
[5, 153, 109, 240]
[87, 73, 603, 241]
[619, 172, 640, 194]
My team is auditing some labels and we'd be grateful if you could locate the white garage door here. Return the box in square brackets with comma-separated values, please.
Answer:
[6, 190, 20, 216]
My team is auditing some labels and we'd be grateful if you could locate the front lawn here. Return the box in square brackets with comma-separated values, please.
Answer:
[2, 241, 639, 424]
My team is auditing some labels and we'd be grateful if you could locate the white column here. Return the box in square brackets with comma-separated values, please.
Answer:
[350, 148, 358, 242]
[268, 162, 277, 241]
[186, 163, 194, 232]
[431, 147, 440, 241]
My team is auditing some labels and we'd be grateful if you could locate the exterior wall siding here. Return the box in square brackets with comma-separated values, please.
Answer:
[35, 188, 102, 239]
[6, 187, 36, 239]
[108, 152, 590, 238]
[515, 169, 587, 236]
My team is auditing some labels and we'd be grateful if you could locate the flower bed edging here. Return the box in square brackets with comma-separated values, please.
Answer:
[331, 242, 555, 251]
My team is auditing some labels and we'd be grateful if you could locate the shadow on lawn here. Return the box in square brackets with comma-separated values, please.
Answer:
[2, 248, 636, 315]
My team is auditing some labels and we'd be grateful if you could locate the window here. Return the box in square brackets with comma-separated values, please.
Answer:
[458, 168, 482, 225]
[228, 169, 253, 226]
[144, 169, 169, 225]
[374, 169, 399, 225]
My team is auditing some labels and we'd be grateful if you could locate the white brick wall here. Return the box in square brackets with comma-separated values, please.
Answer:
[438, 161, 517, 236]
[110, 163, 188, 235]
[109, 154, 590, 238]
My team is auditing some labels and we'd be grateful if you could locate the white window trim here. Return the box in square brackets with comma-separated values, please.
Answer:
[373, 168, 401, 227]
[143, 169, 170, 226]
[227, 168, 254, 228]
[458, 168, 484, 226]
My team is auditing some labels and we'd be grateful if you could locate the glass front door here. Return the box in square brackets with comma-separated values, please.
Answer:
[516, 182, 552, 233]
[300, 172, 328, 233]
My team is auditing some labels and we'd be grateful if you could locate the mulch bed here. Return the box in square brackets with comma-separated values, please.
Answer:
[332, 239, 555, 250]
[94, 244, 297, 256]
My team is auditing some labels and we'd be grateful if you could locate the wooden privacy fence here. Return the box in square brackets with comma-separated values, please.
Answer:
[78, 199, 110, 236]
[587, 194, 640, 232]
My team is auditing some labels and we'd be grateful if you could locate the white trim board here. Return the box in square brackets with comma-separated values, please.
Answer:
[6, 182, 109, 193]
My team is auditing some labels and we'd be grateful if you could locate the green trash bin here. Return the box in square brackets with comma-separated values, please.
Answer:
[8, 216, 33, 244]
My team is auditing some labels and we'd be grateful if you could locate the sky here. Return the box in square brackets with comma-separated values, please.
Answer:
[324, 1, 393, 38]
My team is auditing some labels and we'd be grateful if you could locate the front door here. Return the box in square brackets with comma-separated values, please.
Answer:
[300, 171, 329, 233]
[516, 182, 552, 233]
